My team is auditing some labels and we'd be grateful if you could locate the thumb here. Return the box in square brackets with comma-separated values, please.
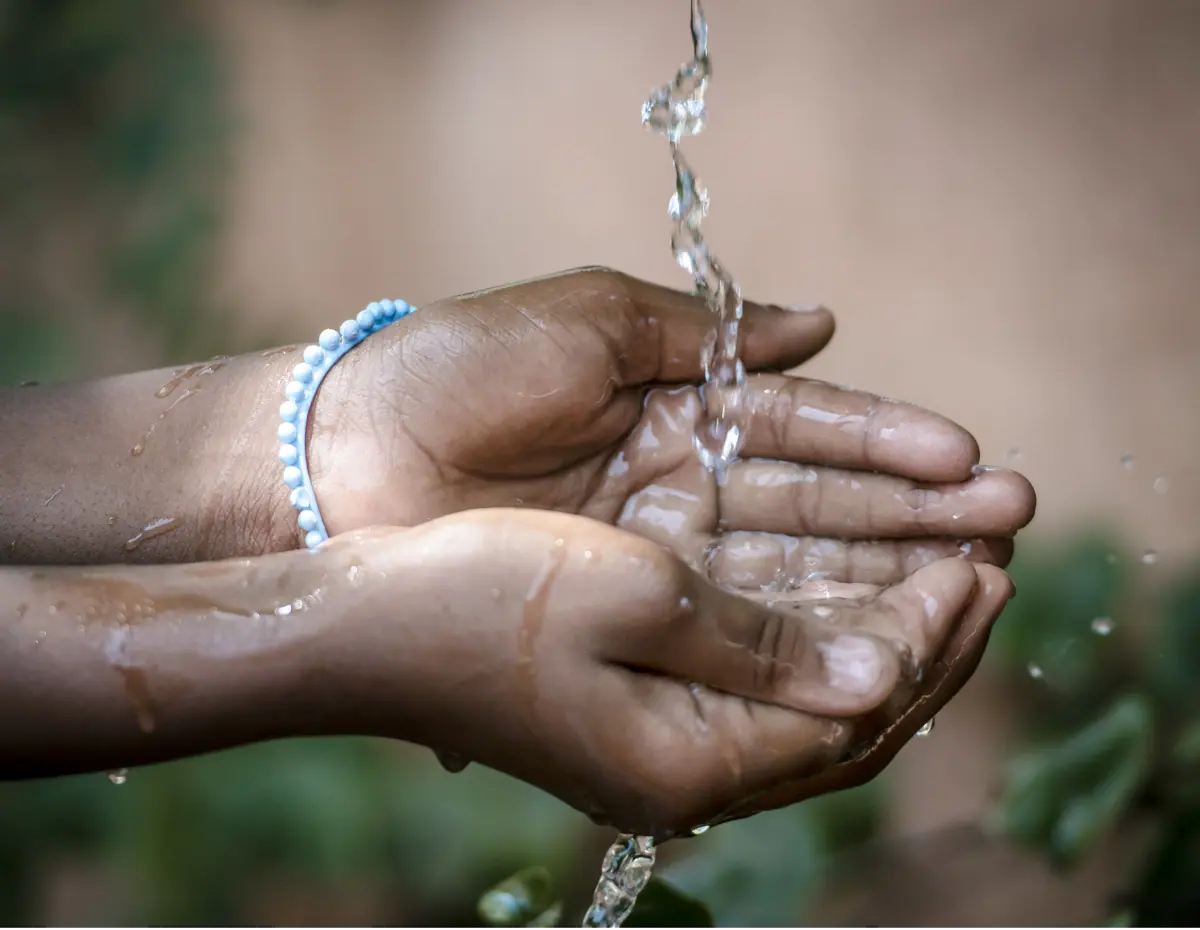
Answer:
[604, 559, 983, 718]
[619, 272, 837, 383]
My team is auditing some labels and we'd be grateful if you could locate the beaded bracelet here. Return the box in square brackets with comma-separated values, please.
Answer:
[279, 299, 416, 549]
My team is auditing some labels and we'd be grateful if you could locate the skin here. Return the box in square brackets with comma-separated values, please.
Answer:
[1, 510, 1012, 839]
[0, 267, 1036, 835]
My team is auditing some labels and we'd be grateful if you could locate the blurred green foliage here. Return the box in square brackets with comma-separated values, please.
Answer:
[0, 0, 239, 386]
[987, 533, 1200, 925]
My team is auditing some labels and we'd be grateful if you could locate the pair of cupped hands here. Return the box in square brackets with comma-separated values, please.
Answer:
[291, 267, 1035, 840]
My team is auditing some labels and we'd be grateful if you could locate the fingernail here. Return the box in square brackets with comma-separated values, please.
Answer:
[784, 303, 825, 313]
[816, 634, 887, 695]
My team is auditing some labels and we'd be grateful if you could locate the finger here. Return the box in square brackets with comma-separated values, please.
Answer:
[719, 460, 1036, 539]
[618, 273, 837, 382]
[608, 559, 980, 719]
[706, 531, 1013, 588]
[711, 563, 1013, 826]
[740, 374, 981, 482]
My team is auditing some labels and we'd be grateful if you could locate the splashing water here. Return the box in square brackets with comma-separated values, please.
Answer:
[643, 0, 747, 476]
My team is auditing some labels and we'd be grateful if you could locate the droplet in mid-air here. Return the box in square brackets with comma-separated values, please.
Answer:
[1141, 549, 1159, 565]
[1006, 446, 1021, 463]
[1153, 476, 1169, 495]
[107, 768, 128, 785]
[1027, 663, 1044, 680]
[1121, 453, 1135, 470]
[916, 718, 936, 737]
[1091, 617, 1115, 636]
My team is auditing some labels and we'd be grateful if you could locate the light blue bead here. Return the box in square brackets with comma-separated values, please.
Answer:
[303, 345, 324, 366]
[395, 299, 411, 314]
[379, 301, 396, 319]
[278, 422, 298, 443]
[283, 466, 303, 488]
[357, 309, 376, 330]
[305, 530, 324, 549]
[279, 443, 298, 465]
[339, 319, 361, 341]
[289, 487, 310, 510]
[297, 509, 319, 531]
[318, 329, 341, 350]
[292, 363, 314, 383]
[280, 401, 299, 421]
[367, 301, 383, 317]
[284, 381, 306, 401]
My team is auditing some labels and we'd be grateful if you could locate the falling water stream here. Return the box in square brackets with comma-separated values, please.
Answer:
[583, 2, 737, 925]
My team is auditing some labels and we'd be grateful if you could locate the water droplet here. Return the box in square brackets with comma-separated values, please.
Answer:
[275, 603, 292, 617]
[1141, 549, 1159, 565]
[678, 596, 693, 611]
[584, 549, 595, 561]
[554, 537, 565, 548]
[1027, 662, 1044, 680]
[1091, 617, 1115, 636]
[107, 768, 128, 785]
[1006, 446, 1022, 463]
[690, 824, 710, 836]
[916, 718, 936, 737]
[1121, 453, 1135, 470]
[124, 517, 183, 552]
[1153, 476, 1169, 495]
[434, 750, 470, 773]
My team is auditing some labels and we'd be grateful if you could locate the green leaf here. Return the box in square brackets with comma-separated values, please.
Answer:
[624, 877, 714, 927]
[478, 866, 560, 928]
[1130, 806, 1200, 926]
[1153, 568, 1200, 706]
[989, 694, 1154, 867]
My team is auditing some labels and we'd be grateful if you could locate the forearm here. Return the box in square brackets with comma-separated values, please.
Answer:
[0, 348, 303, 564]
[0, 543, 362, 779]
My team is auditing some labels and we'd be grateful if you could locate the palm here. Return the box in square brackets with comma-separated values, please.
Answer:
[310, 268, 1033, 587]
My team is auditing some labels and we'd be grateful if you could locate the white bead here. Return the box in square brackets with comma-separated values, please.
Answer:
[303, 345, 324, 366]
[289, 487, 310, 510]
[278, 422, 298, 443]
[292, 363, 313, 383]
[305, 530, 324, 549]
[298, 509, 319, 531]
[283, 466, 303, 488]
[279, 443, 298, 465]
[356, 309, 376, 330]
[339, 319, 361, 341]
[280, 401, 299, 421]
[318, 329, 341, 350]
[284, 381, 305, 401]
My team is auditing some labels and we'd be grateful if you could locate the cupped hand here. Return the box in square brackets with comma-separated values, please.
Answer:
[326, 510, 1014, 839]
[304, 267, 1035, 584]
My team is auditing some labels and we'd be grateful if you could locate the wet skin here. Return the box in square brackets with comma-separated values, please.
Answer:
[0, 267, 1035, 836]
